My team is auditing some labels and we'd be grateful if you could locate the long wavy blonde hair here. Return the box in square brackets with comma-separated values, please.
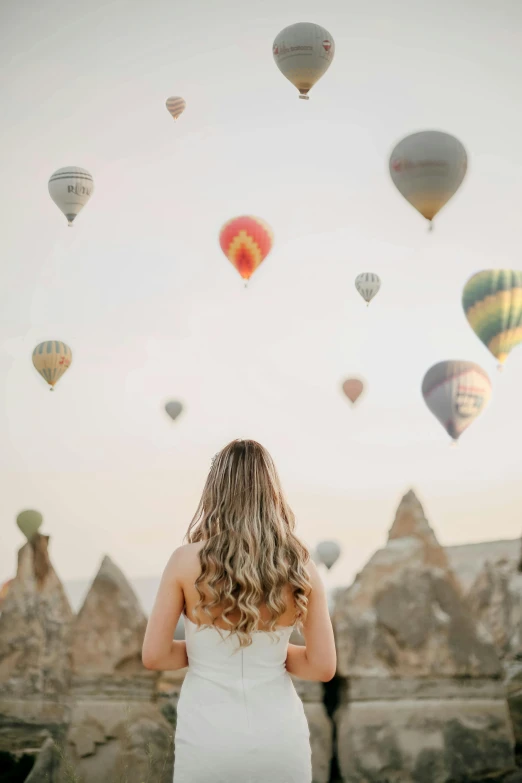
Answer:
[184, 439, 311, 648]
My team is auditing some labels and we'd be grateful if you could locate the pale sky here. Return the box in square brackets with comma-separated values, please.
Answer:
[1, 0, 522, 595]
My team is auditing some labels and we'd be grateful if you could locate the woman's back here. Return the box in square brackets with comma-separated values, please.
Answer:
[142, 439, 336, 783]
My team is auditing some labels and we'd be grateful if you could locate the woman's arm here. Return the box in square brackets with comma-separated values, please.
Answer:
[285, 643, 328, 681]
[285, 559, 336, 682]
[142, 547, 189, 671]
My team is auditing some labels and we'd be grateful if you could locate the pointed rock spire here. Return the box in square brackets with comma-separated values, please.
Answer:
[388, 489, 450, 571]
[0, 533, 73, 697]
[71, 555, 148, 674]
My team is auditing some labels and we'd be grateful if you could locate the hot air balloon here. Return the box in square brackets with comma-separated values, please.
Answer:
[165, 400, 183, 421]
[316, 540, 341, 570]
[389, 131, 467, 229]
[32, 341, 72, 390]
[48, 167, 94, 226]
[166, 97, 186, 121]
[421, 361, 491, 441]
[273, 22, 335, 100]
[219, 216, 273, 283]
[462, 270, 522, 369]
[355, 273, 381, 305]
[342, 378, 364, 405]
[16, 509, 43, 540]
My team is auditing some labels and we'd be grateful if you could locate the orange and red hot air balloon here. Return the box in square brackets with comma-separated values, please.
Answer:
[219, 216, 273, 283]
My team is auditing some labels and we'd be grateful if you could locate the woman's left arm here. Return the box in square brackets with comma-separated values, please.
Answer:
[142, 547, 189, 671]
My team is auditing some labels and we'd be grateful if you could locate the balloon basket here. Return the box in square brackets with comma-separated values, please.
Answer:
[450, 439, 458, 449]
[67, 222, 74, 228]
[497, 363, 504, 372]
[428, 221, 434, 232]
[50, 387, 55, 392]
[299, 95, 310, 101]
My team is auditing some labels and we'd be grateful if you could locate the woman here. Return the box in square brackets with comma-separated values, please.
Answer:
[142, 439, 336, 783]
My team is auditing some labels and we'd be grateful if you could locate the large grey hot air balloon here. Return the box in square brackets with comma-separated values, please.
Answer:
[16, 510, 43, 540]
[165, 401, 183, 421]
[273, 22, 335, 100]
[421, 360, 491, 441]
[48, 167, 94, 226]
[355, 273, 381, 305]
[316, 540, 341, 570]
[389, 131, 467, 229]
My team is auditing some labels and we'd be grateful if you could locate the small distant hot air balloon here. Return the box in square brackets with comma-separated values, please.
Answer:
[355, 273, 381, 306]
[342, 378, 364, 405]
[421, 360, 491, 442]
[48, 167, 94, 226]
[273, 22, 335, 99]
[165, 400, 183, 421]
[316, 540, 341, 570]
[16, 509, 43, 540]
[166, 97, 186, 121]
[389, 131, 467, 229]
[32, 341, 72, 390]
[462, 270, 522, 369]
[219, 216, 273, 283]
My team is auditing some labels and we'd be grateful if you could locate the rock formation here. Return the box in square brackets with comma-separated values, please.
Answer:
[61, 555, 167, 782]
[0, 534, 74, 760]
[71, 555, 148, 674]
[333, 489, 515, 783]
[467, 558, 522, 764]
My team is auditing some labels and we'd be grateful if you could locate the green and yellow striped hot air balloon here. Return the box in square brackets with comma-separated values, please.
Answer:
[462, 270, 522, 369]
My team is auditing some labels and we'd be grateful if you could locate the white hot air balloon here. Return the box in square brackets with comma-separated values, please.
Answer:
[165, 400, 183, 421]
[389, 131, 467, 229]
[316, 540, 341, 570]
[48, 167, 94, 226]
[273, 22, 335, 100]
[355, 273, 381, 305]
[166, 97, 186, 121]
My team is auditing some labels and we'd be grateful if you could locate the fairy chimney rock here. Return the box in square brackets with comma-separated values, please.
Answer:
[333, 493, 500, 679]
[71, 555, 148, 674]
[0, 533, 74, 697]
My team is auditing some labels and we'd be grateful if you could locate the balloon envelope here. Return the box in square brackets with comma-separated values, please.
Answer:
[342, 378, 364, 405]
[355, 273, 381, 304]
[462, 270, 522, 366]
[219, 216, 273, 280]
[48, 167, 94, 225]
[16, 510, 43, 540]
[273, 22, 335, 99]
[166, 97, 186, 120]
[389, 131, 467, 223]
[421, 360, 491, 441]
[32, 341, 72, 388]
[165, 401, 183, 421]
[317, 540, 341, 570]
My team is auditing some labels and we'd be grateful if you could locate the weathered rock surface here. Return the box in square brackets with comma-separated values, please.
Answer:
[447, 539, 519, 592]
[0, 535, 73, 756]
[468, 559, 522, 660]
[60, 703, 173, 783]
[333, 490, 515, 782]
[0, 534, 74, 698]
[24, 736, 59, 782]
[71, 555, 148, 674]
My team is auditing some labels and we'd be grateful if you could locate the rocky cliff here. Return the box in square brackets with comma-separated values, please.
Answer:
[332, 490, 515, 783]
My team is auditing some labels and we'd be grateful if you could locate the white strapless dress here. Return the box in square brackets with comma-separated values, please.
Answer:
[173, 614, 312, 782]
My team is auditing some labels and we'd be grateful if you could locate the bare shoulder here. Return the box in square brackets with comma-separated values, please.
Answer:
[166, 542, 204, 574]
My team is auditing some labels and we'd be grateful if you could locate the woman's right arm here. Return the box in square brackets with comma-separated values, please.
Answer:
[285, 558, 337, 682]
